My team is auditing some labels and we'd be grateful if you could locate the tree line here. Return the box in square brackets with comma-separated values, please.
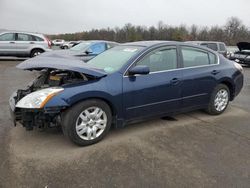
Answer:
[49, 17, 250, 45]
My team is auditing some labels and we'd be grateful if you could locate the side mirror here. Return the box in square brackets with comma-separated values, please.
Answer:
[85, 49, 93, 54]
[128, 65, 150, 76]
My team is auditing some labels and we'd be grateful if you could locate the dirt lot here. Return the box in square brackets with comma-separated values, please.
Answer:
[0, 60, 250, 188]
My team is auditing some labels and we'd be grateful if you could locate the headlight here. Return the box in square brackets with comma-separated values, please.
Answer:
[16, 87, 64, 109]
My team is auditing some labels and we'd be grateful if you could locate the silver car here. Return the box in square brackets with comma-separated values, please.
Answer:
[0, 30, 52, 57]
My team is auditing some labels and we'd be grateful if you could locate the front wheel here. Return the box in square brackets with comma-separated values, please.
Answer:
[62, 99, 112, 146]
[206, 84, 230, 115]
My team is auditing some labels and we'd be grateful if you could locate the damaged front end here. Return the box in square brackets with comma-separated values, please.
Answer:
[9, 69, 88, 130]
[9, 56, 107, 130]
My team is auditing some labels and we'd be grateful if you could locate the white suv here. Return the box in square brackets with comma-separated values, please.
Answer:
[0, 30, 52, 57]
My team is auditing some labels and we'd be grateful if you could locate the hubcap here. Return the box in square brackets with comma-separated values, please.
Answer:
[214, 89, 229, 112]
[33, 51, 41, 56]
[75, 107, 107, 140]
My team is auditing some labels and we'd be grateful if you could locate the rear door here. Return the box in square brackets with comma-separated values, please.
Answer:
[15, 33, 33, 55]
[180, 46, 219, 109]
[0, 33, 16, 55]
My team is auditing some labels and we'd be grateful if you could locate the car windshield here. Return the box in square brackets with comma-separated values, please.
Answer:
[87, 45, 143, 73]
[70, 42, 92, 51]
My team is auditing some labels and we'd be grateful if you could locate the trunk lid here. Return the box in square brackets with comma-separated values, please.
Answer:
[237, 42, 250, 51]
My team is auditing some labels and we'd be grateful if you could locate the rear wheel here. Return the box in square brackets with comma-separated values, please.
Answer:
[62, 99, 112, 146]
[30, 49, 44, 57]
[206, 84, 230, 115]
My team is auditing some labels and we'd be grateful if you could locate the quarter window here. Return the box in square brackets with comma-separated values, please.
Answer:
[136, 47, 177, 72]
[209, 52, 217, 64]
[181, 47, 210, 67]
[33, 35, 44, 41]
[0, 33, 15, 41]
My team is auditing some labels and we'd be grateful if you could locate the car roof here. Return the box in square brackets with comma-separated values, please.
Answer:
[0, 29, 44, 37]
[84, 40, 119, 44]
[118, 40, 219, 55]
[122, 40, 174, 47]
[186, 41, 225, 44]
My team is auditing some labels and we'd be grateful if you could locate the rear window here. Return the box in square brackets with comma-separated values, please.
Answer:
[201, 43, 218, 51]
[219, 43, 226, 51]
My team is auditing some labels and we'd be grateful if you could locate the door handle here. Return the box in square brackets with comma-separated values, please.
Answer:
[170, 78, 180, 85]
[29, 42, 35, 44]
[9, 42, 15, 44]
[211, 70, 220, 75]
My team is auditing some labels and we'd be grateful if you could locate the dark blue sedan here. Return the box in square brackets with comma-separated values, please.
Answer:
[10, 41, 244, 146]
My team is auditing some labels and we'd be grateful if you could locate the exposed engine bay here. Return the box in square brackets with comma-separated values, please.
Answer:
[16, 69, 93, 101]
[11, 69, 96, 130]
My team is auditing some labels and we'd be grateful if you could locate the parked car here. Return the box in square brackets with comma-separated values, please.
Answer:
[229, 42, 250, 66]
[186, 41, 228, 57]
[9, 41, 243, 146]
[0, 30, 52, 57]
[41, 40, 119, 62]
[60, 41, 79, 49]
[52, 39, 65, 46]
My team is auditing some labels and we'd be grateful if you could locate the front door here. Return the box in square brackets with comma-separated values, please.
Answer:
[123, 46, 182, 120]
[0, 33, 16, 55]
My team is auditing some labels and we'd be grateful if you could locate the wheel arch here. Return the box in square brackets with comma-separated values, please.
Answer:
[219, 80, 235, 101]
[30, 48, 45, 56]
[68, 97, 118, 117]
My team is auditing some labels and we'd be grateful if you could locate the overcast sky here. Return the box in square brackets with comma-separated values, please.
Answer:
[0, 0, 250, 34]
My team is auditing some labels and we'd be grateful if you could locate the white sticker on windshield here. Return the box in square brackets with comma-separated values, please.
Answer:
[104, 67, 114, 73]
[123, 48, 138, 52]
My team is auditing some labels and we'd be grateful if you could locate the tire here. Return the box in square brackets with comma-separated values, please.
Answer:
[30, 49, 44, 57]
[206, 84, 230, 115]
[63, 46, 68, 49]
[62, 99, 112, 146]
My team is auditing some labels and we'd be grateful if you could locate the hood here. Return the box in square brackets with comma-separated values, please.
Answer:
[237, 42, 250, 51]
[16, 56, 107, 78]
[40, 49, 84, 58]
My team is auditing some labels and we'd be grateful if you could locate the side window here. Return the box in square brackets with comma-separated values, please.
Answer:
[219, 43, 226, 51]
[137, 47, 177, 72]
[17, 33, 32, 41]
[181, 47, 210, 67]
[89, 43, 106, 54]
[0, 33, 15, 41]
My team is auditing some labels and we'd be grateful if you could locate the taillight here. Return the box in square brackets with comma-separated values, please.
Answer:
[233, 62, 243, 72]
[44, 36, 51, 48]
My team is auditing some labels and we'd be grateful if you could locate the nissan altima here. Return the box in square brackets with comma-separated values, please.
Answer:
[9, 41, 244, 146]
